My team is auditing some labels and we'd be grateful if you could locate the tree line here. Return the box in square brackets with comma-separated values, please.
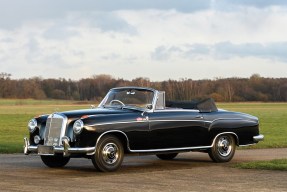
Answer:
[0, 73, 286, 102]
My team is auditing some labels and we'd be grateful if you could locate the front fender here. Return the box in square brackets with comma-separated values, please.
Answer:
[74, 113, 142, 148]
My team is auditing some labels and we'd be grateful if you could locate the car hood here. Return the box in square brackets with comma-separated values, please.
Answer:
[60, 107, 133, 119]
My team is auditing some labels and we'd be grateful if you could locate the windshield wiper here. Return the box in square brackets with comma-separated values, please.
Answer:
[122, 106, 144, 112]
[104, 105, 127, 110]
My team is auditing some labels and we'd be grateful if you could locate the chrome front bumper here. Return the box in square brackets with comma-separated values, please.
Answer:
[24, 137, 96, 157]
[253, 134, 264, 142]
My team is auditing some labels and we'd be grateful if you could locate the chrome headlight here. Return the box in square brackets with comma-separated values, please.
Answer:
[28, 118, 37, 133]
[73, 119, 84, 134]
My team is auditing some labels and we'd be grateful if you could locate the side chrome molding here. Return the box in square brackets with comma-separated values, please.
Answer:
[95, 131, 241, 154]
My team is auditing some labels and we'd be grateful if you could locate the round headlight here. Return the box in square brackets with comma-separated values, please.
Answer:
[28, 118, 37, 133]
[73, 119, 84, 134]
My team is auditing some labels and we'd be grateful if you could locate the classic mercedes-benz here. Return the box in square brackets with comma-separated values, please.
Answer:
[24, 87, 264, 172]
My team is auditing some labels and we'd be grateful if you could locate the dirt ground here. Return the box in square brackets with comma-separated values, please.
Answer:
[0, 148, 287, 192]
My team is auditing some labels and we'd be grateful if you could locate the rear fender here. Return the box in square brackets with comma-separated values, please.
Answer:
[208, 119, 258, 146]
[209, 118, 258, 131]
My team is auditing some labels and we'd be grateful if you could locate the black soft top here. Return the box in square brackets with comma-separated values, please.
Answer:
[165, 98, 218, 112]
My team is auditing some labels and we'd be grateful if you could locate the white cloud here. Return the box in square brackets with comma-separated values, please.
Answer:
[0, 2, 287, 80]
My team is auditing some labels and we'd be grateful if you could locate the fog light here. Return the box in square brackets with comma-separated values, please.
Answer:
[62, 136, 70, 143]
[34, 135, 41, 144]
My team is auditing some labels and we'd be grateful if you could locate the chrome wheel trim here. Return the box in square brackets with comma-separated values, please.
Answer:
[102, 143, 119, 165]
[217, 136, 232, 157]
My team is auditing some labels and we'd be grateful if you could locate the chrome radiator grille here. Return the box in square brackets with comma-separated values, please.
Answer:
[44, 113, 67, 146]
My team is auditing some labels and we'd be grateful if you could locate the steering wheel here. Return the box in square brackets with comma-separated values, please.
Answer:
[109, 100, 125, 107]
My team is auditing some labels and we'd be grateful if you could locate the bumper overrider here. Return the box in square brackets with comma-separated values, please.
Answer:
[24, 137, 96, 157]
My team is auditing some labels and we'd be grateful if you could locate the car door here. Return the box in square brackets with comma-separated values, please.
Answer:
[106, 112, 151, 151]
[148, 110, 208, 149]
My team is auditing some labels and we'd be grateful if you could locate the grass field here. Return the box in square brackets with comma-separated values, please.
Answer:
[234, 159, 287, 171]
[0, 99, 286, 153]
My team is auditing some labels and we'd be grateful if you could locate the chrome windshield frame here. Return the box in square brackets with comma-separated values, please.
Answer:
[98, 87, 158, 112]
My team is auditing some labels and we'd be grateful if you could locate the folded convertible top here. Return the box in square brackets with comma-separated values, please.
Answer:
[165, 98, 218, 112]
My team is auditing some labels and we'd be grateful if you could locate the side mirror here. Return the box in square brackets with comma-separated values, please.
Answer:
[141, 104, 153, 117]
[146, 104, 153, 110]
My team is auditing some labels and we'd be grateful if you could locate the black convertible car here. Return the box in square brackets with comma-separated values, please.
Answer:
[24, 87, 264, 172]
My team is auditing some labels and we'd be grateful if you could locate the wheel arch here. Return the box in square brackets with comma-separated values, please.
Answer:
[95, 130, 130, 153]
[211, 132, 239, 147]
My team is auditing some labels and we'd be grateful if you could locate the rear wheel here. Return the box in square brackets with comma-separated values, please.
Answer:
[40, 155, 70, 168]
[208, 134, 236, 163]
[156, 153, 178, 160]
[92, 135, 124, 172]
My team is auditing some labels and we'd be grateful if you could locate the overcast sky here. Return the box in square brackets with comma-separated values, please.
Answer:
[0, 0, 287, 80]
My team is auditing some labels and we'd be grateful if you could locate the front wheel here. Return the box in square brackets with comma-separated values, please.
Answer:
[40, 155, 70, 168]
[92, 135, 124, 172]
[208, 134, 236, 163]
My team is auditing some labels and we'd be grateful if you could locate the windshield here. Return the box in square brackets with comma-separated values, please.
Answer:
[100, 89, 154, 110]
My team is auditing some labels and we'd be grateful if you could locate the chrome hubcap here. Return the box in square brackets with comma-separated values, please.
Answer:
[102, 143, 119, 164]
[217, 136, 232, 157]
